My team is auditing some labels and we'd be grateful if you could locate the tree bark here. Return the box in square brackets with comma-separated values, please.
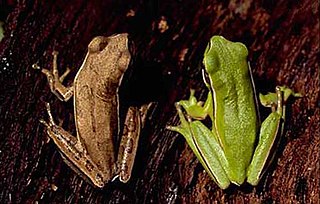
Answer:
[0, 0, 318, 203]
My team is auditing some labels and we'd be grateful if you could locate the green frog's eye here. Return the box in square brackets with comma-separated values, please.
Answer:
[203, 47, 220, 74]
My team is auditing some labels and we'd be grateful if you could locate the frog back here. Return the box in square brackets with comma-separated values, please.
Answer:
[73, 34, 131, 179]
[203, 36, 257, 184]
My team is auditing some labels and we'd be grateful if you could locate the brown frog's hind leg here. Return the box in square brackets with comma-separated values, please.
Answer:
[40, 102, 107, 188]
[117, 103, 153, 183]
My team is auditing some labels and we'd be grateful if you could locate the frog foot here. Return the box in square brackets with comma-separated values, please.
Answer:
[34, 51, 73, 101]
[40, 103, 56, 129]
[178, 89, 211, 120]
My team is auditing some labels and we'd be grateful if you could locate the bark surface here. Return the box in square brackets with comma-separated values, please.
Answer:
[0, 1, 319, 203]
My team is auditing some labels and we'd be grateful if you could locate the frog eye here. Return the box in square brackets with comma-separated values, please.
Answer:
[88, 36, 108, 52]
[203, 48, 220, 74]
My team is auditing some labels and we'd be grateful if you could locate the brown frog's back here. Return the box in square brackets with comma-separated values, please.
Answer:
[72, 34, 131, 180]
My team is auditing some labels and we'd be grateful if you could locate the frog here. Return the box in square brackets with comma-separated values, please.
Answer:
[35, 33, 150, 188]
[167, 35, 301, 189]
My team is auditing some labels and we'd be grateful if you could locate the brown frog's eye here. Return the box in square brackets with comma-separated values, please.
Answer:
[88, 36, 108, 53]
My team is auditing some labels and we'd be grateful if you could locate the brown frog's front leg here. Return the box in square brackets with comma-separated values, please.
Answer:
[39, 51, 74, 101]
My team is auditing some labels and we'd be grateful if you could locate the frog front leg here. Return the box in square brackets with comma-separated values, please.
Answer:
[37, 51, 74, 101]
[40, 103, 107, 187]
[247, 86, 301, 185]
[173, 88, 222, 144]
[178, 89, 214, 121]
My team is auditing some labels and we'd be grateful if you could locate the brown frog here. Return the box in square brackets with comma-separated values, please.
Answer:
[36, 34, 150, 187]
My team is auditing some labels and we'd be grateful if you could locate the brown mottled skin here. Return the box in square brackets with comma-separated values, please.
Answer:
[74, 34, 131, 181]
[39, 34, 133, 187]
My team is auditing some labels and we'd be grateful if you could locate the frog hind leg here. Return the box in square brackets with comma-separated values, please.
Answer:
[40, 102, 107, 188]
[168, 103, 230, 189]
[246, 111, 282, 186]
[247, 86, 300, 185]
[116, 103, 154, 183]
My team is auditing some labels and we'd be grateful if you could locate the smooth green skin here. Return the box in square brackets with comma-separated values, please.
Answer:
[0, 21, 4, 42]
[168, 36, 300, 189]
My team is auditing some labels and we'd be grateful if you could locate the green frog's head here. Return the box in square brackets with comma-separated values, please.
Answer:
[203, 35, 248, 75]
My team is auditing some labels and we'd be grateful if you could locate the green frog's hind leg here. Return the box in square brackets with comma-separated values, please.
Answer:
[247, 86, 301, 185]
[167, 103, 230, 189]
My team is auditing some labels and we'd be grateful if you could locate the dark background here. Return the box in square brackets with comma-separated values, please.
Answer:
[0, 0, 319, 203]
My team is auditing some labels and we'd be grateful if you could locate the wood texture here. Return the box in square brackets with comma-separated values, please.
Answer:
[0, 0, 318, 203]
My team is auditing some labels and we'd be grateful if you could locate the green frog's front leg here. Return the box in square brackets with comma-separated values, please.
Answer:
[178, 89, 214, 122]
